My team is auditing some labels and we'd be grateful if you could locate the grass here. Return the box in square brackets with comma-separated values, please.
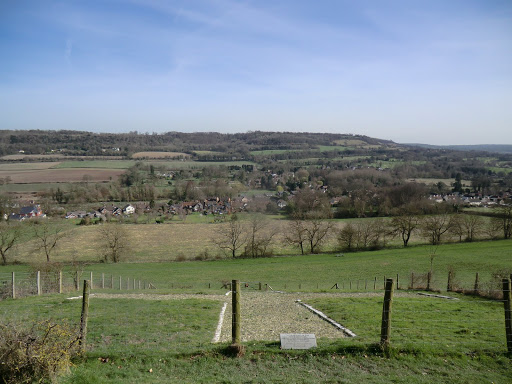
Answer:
[308, 293, 506, 354]
[1, 237, 511, 383]
[53, 161, 136, 169]
[4, 233, 511, 294]
[1, 291, 510, 383]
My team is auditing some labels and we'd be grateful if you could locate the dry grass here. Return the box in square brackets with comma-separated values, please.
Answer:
[0, 154, 66, 160]
[131, 152, 190, 159]
[16, 221, 301, 263]
[0, 169, 124, 183]
[0, 163, 59, 171]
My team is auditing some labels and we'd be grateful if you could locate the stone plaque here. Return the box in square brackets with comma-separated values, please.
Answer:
[280, 333, 317, 350]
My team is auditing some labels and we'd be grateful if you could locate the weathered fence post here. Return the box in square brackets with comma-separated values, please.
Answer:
[427, 271, 432, 291]
[232, 279, 241, 345]
[110, 275, 113, 289]
[79, 280, 90, 353]
[474, 272, 480, 294]
[37, 271, 41, 296]
[503, 278, 512, 353]
[119, 276, 122, 290]
[447, 270, 453, 292]
[373, 277, 377, 290]
[380, 278, 394, 348]
[396, 274, 399, 290]
[75, 271, 79, 291]
[11, 272, 15, 299]
[101, 273, 105, 289]
[90, 272, 93, 290]
[59, 270, 62, 294]
[383, 276, 386, 290]
[259, 282, 262, 291]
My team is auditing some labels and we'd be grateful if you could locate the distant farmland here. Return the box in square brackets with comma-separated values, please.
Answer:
[0, 168, 124, 183]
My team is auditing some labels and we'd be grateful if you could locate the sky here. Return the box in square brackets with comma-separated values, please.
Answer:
[0, 0, 511, 145]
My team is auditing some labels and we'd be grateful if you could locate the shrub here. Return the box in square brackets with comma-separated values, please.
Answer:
[0, 321, 80, 384]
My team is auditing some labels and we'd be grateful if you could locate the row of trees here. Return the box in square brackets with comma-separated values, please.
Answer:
[216, 207, 512, 258]
[1, 205, 510, 264]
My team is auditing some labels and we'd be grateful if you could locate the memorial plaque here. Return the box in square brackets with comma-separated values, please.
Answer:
[280, 333, 317, 350]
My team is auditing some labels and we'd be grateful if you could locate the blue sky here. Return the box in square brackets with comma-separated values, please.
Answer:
[1, 0, 511, 145]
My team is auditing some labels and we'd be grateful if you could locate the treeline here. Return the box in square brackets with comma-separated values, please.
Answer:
[0, 130, 384, 157]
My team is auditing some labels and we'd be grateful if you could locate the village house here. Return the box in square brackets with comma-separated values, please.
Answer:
[19, 205, 44, 218]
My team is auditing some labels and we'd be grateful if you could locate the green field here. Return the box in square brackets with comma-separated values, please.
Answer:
[1, 241, 511, 383]
[53, 160, 137, 169]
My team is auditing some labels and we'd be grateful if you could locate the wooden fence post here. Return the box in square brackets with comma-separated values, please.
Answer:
[101, 273, 105, 289]
[11, 272, 15, 299]
[232, 279, 241, 345]
[427, 271, 432, 291]
[119, 276, 122, 290]
[503, 278, 512, 353]
[59, 270, 62, 294]
[373, 277, 377, 290]
[380, 278, 394, 348]
[474, 272, 480, 294]
[90, 272, 93, 290]
[111, 275, 113, 289]
[75, 271, 80, 291]
[396, 274, 399, 290]
[79, 280, 90, 353]
[447, 270, 453, 292]
[37, 271, 41, 296]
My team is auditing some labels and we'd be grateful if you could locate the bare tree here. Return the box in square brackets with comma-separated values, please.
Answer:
[421, 214, 453, 245]
[303, 216, 333, 254]
[99, 223, 129, 263]
[214, 214, 246, 258]
[338, 222, 357, 251]
[243, 214, 275, 258]
[390, 212, 420, 247]
[492, 205, 512, 239]
[461, 214, 483, 242]
[0, 222, 22, 265]
[285, 218, 307, 255]
[33, 220, 66, 262]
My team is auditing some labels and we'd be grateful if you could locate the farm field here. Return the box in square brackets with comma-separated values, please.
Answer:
[131, 152, 190, 159]
[0, 168, 124, 184]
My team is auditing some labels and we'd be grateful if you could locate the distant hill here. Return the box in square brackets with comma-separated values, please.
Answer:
[405, 144, 512, 154]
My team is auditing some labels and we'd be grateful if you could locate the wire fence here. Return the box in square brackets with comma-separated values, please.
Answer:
[1, 273, 511, 355]
[0, 270, 155, 300]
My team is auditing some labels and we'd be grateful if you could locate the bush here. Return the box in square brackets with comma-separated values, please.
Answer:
[0, 321, 80, 384]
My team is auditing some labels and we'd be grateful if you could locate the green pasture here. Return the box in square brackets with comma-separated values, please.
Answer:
[1, 238, 511, 383]
[53, 160, 136, 169]
[250, 149, 302, 155]
[1, 289, 511, 382]
[3, 239, 510, 294]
